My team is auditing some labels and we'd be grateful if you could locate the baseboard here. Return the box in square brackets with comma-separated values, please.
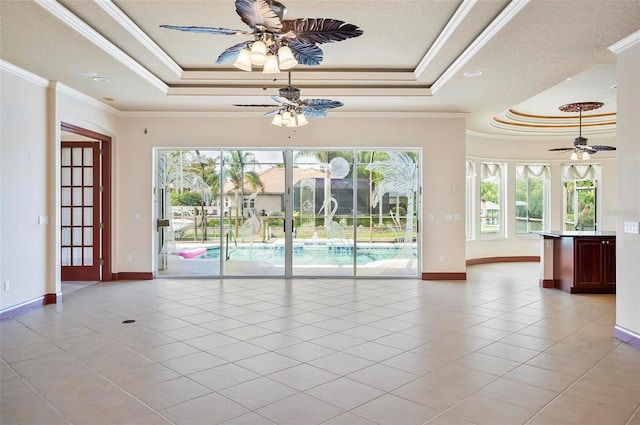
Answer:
[422, 272, 467, 281]
[540, 279, 555, 288]
[466, 256, 540, 266]
[614, 326, 640, 350]
[0, 292, 59, 320]
[113, 272, 155, 281]
[44, 293, 58, 304]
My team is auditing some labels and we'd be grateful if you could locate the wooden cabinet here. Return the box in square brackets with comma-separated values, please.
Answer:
[574, 238, 616, 291]
[552, 234, 616, 294]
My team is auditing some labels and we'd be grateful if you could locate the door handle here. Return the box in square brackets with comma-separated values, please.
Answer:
[157, 219, 170, 231]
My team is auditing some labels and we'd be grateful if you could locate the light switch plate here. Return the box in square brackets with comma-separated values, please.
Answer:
[624, 221, 639, 234]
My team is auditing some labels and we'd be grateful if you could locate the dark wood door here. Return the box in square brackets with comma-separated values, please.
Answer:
[61, 142, 100, 281]
[574, 238, 604, 289]
[604, 239, 616, 287]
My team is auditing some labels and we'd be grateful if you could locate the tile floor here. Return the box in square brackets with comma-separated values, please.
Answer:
[1, 262, 639, 425]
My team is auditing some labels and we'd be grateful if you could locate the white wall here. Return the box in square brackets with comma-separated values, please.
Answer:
[117, 114, 468, 276]
[466, 134, 618, 260]
[0, 66, 49, 311]
[615, 39, 640, 340]
[0, 62, 119, 312]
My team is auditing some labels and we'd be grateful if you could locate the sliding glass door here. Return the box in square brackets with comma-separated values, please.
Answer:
[222, 150, 285, 276]
[292, 150, 355, 276]
[155, 148, 419, 278]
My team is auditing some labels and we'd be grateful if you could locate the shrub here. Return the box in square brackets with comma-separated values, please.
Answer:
[171, 191, 203, 206]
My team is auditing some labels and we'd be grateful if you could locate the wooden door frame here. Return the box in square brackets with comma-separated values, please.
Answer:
[61, 122, 112, 281]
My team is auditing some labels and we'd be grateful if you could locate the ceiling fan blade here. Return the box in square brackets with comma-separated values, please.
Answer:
[591, 145, 617, 151]
[235, 0, 282, 32]
[159, 25, 247, 35]
[281, 18, 363, 44]
[548, 147, 573, 152]
[287, 40, 323, 66]
[271, 95, 296, 105]
[303, 99, 343, 109]
[302, 107, 329, 118]
[216, 41, 250, 64]
[233, 104, 279, 107]
[264, 109, 281, 117]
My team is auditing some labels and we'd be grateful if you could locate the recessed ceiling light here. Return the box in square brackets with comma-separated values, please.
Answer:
[77, 70, 97, 78]
[92, 76, 109, 82]
[463, 70, 482, 77]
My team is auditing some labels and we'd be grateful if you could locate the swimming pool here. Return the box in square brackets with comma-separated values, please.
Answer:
[196, 243, 416, 266]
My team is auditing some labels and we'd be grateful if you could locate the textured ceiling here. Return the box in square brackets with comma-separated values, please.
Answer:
[1, 0, 638, 138]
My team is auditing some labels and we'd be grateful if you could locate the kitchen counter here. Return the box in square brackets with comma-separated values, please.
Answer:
[539, 230, 616, 238]
[539, 232, 615, 294]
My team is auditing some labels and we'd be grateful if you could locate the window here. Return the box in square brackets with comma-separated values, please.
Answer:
[515, 164, 549, 235]
[465, 160, 476, 240]
[480, 162, 505, 237]
[562, 164, 600, 231]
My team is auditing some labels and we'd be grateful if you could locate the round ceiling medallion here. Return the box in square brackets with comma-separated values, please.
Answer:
[558, 101, 604, 113]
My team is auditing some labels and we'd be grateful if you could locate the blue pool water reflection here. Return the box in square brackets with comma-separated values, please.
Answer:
[199, 244, 416, 266]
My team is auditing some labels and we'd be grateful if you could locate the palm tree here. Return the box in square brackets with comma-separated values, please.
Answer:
[224, 150, 265, 234]
[158, 150, 212, 244]
[225, 151, 264, 193]
[366, 151, 418, 250]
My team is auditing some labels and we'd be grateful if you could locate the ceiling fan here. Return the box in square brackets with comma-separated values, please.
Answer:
[160, 0, 363, 74]
[548, 101, 616, 160]
[233, 72, 343, 127]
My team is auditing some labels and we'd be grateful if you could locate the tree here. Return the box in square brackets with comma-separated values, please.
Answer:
[224, 150, 264, 194]
[224, 151, 265, 235]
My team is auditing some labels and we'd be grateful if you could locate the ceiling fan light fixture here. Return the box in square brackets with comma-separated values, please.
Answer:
[582, 151, 591, 160]
[281, 110, 292, 126]
[570, 151, 579, 160]
[277, 45, 297, 70]
[271, 113, 283, 126]
[296, 113, 308, 126]
[233, 48, 252, 71]
[250, 40, 267, 65]
[262, 54, 281, 74]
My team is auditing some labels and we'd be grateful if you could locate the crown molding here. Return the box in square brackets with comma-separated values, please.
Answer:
[121, 110, 467, 118]
[95, 0, 183, 79]
[431, 0, 530, 94]
[56, 82, 122, 115]
[466, 128, 615, 140]
[35, 0, 168, 94]
[0, 59, 49, 87]
[608, 29, 640, 54]
[414, 0, 478, 81]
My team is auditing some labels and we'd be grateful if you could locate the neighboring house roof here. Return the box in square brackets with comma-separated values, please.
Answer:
[223, 167, 326, 194]
[482, 201, 500, 211]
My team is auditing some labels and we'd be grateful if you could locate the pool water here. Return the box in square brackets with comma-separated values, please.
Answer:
[199, 244, 416, 266]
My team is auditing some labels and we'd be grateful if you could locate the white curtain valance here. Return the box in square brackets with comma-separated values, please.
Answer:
[481, 163, 502, 179]
[466, 160, 476, 177]
[516, 164, 549, 180]
[562, 164, 600, 181]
